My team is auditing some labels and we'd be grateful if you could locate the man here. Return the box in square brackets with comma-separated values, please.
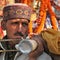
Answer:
[1, 3, 52, 60]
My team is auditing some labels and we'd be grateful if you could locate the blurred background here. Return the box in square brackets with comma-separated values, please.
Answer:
[0, 0, 60, 39]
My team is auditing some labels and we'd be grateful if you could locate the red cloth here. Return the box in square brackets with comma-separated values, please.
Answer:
[0, 26, 4, 39]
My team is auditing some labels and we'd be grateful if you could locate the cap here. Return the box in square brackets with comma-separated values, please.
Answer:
[3, 3, 34, 21]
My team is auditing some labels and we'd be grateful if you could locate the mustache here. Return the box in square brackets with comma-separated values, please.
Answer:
[14, 32, 24, 37]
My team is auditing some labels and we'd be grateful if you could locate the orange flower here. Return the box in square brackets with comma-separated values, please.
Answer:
[0, 27, 4, 39]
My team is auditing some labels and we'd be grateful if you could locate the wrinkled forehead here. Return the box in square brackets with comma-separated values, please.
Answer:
[7, 19, 29, 24]
[7, 18, 29, 22]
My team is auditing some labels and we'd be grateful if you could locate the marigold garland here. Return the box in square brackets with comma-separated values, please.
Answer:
[36, 11, 46, 34]
[35, 0, 58, 34]
[23, 0, 28, 4]
[23, 0, 32, 6]
[47, 0, 58, 30]
[22, 0, 58, 34]
[35, 0, 47, 34]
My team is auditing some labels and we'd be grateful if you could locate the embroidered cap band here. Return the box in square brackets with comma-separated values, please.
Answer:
[3, 3, 34, 21]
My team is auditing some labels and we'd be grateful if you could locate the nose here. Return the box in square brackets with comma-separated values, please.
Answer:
[18, 23, 22, 32]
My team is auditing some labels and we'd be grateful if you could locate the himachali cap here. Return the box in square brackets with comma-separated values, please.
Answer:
[3, 3, 34, 21]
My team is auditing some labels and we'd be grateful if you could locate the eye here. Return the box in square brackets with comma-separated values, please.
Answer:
[11, 22, 19, 25]
[22, 22, 28, 26]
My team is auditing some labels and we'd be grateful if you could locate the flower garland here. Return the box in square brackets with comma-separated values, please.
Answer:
[47, 0, 58, 30]
[23, 0, 32, 6]
[35, 0, 58, 34]
[35, 0, 47, 34]
[22, 0, 58, 34]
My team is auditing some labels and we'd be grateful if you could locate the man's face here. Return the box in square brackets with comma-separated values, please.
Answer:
[5, 19, 29, 39]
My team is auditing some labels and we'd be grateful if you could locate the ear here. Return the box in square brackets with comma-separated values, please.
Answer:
[1, 20, 6, 30]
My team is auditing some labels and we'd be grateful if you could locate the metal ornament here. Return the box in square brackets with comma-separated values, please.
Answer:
[15, 38, 37, 54]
